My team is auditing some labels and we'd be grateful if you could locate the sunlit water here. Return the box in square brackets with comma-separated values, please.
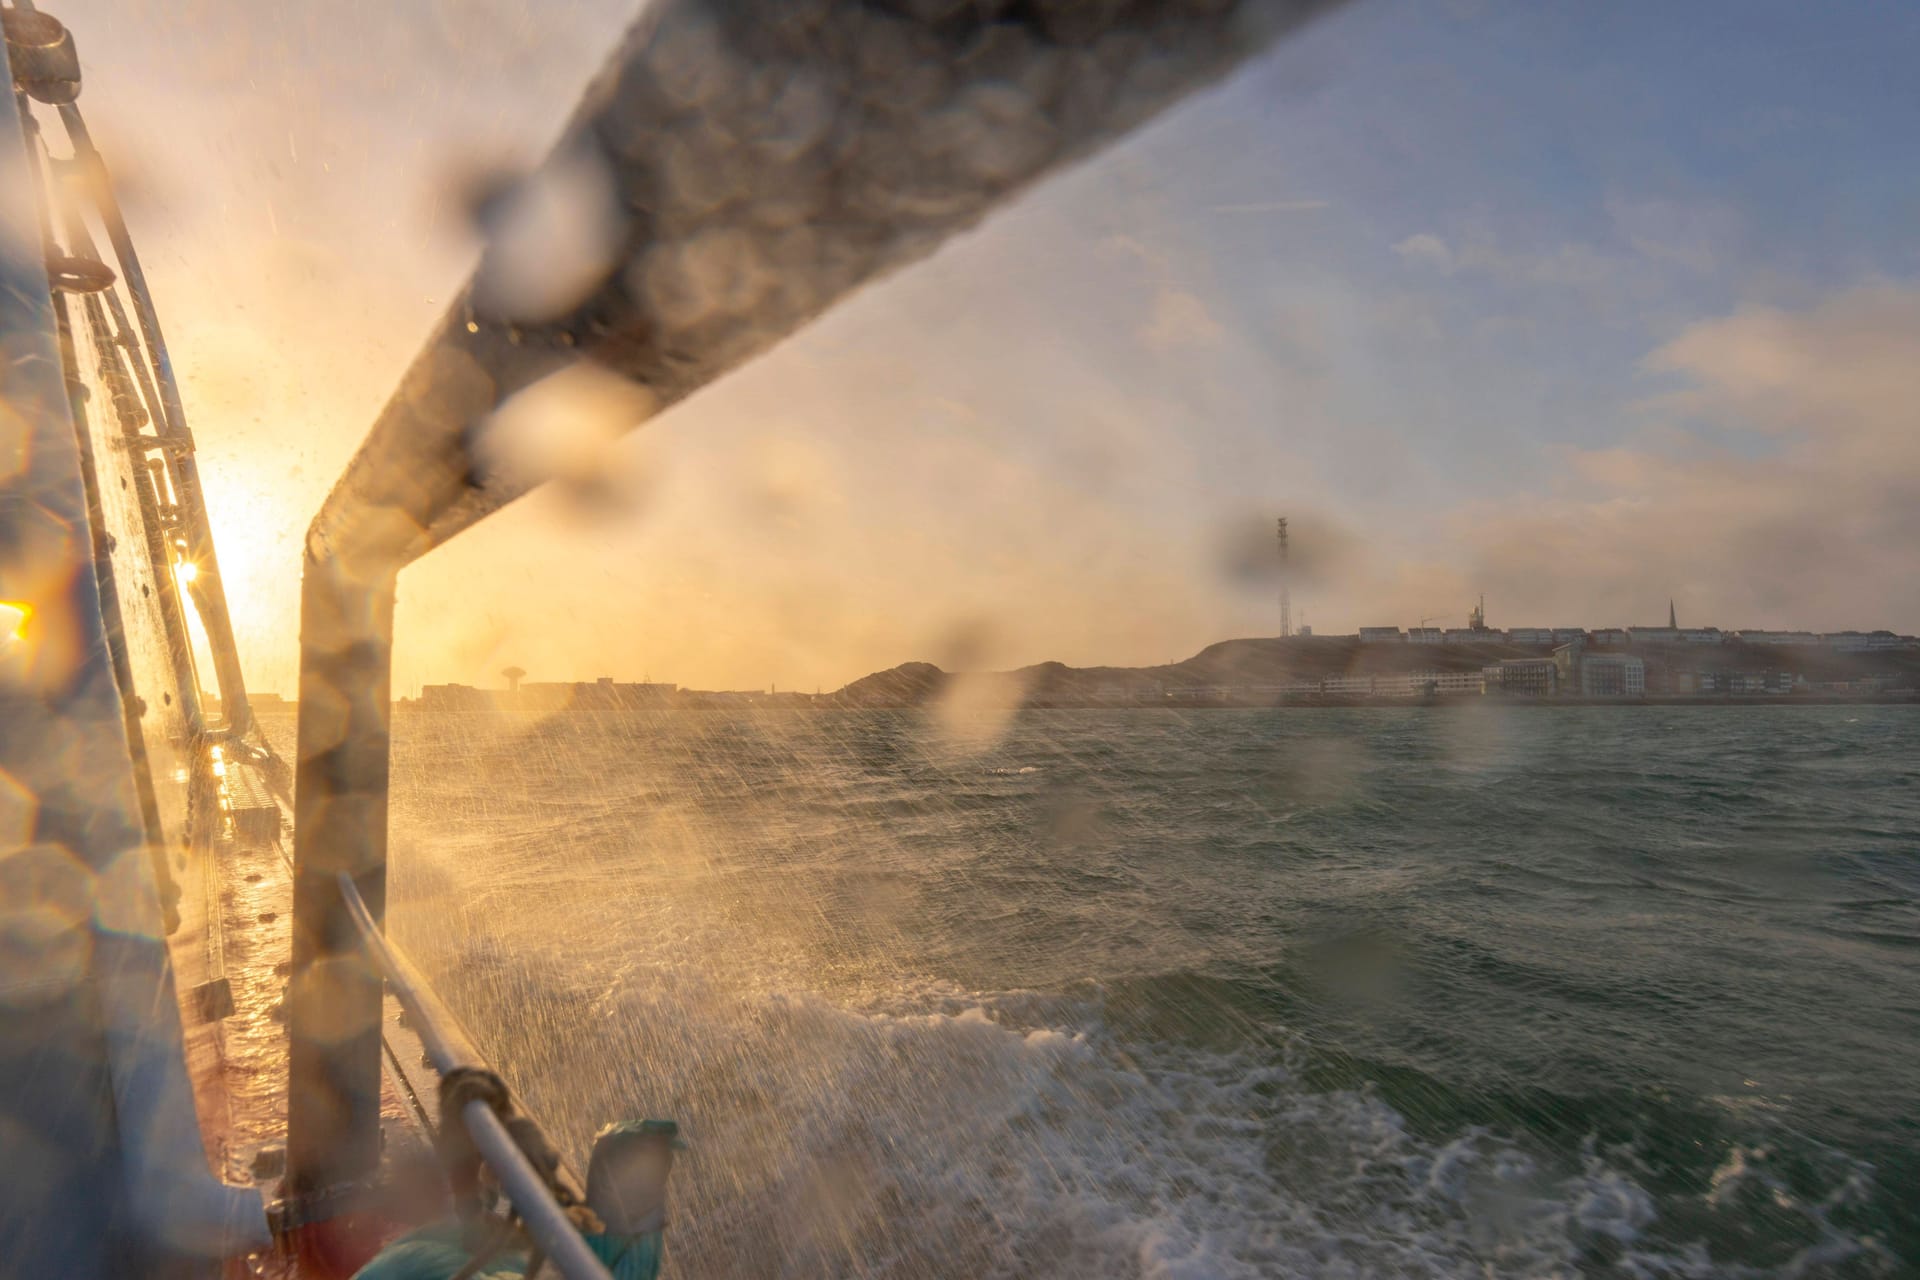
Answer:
[269, 707, 1918, 1278]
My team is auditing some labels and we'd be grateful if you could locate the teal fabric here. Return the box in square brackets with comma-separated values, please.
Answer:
[595, 1118, 684, 1150]
[349, 1223, 515, 1280]
[592, 1229, 665, 1280]
[350, 1220, 664, 1280]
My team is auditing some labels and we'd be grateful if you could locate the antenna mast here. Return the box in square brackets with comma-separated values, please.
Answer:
[1276, 516, 1291, 638]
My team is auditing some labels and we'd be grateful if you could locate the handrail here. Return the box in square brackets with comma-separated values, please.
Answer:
[335, 872, 613, 1280]
[287, 0, 1348, 1210]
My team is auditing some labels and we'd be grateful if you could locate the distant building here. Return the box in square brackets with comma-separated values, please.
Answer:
[1445, 628, 1505, 644]
[1675, 628, 1724, 644]
[1578, 653, 1645, 696]
[1359, 627, 1405, 644]
[1482, 658, 1558, 696]
[1679, 669, 1796, 694]
[1551, 640, 1642, 694]
[516, 679, 677, 711]
[1407, 627, 1445, 644]
[1551, 641, 1582, 688]
[419, 683, 494, 712]
[1628, 627, 1680, 645]
[1506, 627, 1554, 646]
[1322, 674, 1375, 694]
[1551, 628, 1586, 645]
[1590, 628, 1629, 646]
[579, 678, 677, 709]
[1738, 630, 1820, 646]
[1370, 670, 1485, 697]
[519, 681, 579, 712]
[1826, 630, 1907, 652]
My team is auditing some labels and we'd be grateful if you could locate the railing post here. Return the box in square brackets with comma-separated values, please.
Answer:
[278, 0, 1347, 1215]
[285, 547, 395, 1192]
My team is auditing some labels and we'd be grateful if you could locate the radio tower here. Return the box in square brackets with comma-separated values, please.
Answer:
[1276, 516, 1292, 638]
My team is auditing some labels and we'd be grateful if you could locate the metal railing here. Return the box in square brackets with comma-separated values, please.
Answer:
[0, 9, 270, 1272]
[285, 0, 1348, 1253]
[334, 873, 612, 1280]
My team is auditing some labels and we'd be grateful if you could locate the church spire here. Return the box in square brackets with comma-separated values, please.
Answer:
[1669, 598, 1678, 629]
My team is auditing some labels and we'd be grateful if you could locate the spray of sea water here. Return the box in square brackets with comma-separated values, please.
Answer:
[268, 707, 1916, 1278]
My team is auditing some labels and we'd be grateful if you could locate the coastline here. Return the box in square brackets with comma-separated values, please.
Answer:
[351, 692, 1920, 714]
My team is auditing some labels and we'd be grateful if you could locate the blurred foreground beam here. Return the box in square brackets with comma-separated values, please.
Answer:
[289, 0, 1347, 1193]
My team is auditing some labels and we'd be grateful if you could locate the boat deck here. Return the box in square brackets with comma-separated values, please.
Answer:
[167, 758, 432, 1279]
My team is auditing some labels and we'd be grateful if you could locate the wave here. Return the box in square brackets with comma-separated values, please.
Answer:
[399, 926, 1898, 1279]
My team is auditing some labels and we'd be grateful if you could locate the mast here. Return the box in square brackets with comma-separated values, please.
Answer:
[1276, 516, 1291, 638]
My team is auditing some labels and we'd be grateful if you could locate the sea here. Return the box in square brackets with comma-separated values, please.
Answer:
[276, 705, 1920, 1278]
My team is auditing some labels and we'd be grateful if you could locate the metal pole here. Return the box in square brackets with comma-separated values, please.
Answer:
[333, 871, 479, 1075]
[288, 0, 1346, 1201]
[335, 875, 612, 1280]
[285, 552, 394, 1192]
[57, 102, 253, 735]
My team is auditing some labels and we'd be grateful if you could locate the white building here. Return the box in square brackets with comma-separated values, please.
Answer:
[1579, 653, 1645, 696]
[1322, 675, 1375, 694]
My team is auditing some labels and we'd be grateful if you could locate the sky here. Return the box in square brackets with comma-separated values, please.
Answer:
[57, 0, 1920, 695]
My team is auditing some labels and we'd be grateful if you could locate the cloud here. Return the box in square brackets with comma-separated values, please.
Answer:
[1102, 234, 1228, 351]
[1451, 284, 1920, 629]
[1141, 288, 1226, 350]
[1392, 232, 1454, 272]
[1644, 285, 1920, 440]
[1393, 230, 1615, 288]
[1606, 193, 1739, 275]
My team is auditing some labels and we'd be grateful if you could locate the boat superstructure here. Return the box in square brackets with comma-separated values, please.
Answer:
[1, 1, 1344, 1274]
